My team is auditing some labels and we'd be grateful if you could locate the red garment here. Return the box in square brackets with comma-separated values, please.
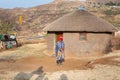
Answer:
[58, 36, 63, 41]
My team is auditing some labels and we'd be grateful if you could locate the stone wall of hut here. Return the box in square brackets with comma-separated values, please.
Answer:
[47, 32, 112, 56]
[64, 32, 112, 56]
[47, 33, 55, 54]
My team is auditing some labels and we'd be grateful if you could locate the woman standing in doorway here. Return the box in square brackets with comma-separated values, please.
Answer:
[55, 36, 65, 65]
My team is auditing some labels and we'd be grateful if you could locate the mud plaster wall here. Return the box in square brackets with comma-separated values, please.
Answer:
[64, 32, 112, 56]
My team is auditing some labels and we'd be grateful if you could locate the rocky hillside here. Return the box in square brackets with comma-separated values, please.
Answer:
[0, 0, 83, 34]
[0, 0, 119, 35]
[53, 0, 120, 4]
[87, 0, 120, 3]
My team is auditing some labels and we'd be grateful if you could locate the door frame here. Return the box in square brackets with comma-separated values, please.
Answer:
[54, 32, 63, 52]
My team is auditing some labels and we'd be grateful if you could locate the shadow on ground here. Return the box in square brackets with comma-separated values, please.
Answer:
[14, 66, 47, 80]
[14, 66, 70, 80]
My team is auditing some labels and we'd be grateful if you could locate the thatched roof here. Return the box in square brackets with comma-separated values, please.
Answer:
[43, 10, 117, 32]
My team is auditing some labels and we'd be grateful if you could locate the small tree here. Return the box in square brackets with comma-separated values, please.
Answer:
[0, 10, 18, 34]
[0, 20, 13, 34]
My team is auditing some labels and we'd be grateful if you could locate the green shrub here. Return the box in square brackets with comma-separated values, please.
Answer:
[104, 9, 120, 15]
[105, 1, 120, 6]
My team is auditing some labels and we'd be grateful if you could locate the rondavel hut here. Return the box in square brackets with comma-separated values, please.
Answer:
[43, 9, 117, 57]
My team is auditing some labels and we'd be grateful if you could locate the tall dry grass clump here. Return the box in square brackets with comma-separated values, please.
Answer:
[112, 36, 120, 50]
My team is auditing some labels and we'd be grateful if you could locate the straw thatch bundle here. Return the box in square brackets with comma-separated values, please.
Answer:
[44, 10, 117, 32]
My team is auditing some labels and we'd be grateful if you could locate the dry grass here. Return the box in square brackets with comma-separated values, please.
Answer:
[112, 36, 120, 50]
[17, 38, 46, 48]
[24, 39, 46, 44]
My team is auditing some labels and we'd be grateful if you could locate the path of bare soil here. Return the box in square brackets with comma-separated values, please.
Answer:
[0, 42, 120, 80]
[0, 56, 92, 72]
[0, 54, 120, 72]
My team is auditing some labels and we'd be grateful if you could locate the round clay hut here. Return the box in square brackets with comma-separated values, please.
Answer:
[43, 9, 117, 57]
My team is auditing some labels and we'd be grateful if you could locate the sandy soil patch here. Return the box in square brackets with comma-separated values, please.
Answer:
[0, 43, 120, 80]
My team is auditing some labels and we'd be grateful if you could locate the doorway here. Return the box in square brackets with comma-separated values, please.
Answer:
[53, 32, 63, 52]
[55, 32, 63, 42]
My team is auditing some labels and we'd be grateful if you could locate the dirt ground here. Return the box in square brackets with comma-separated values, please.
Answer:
[0, 41, 120, 80]
[0, 56, 91, 72]
[0, 54, 120, 72]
